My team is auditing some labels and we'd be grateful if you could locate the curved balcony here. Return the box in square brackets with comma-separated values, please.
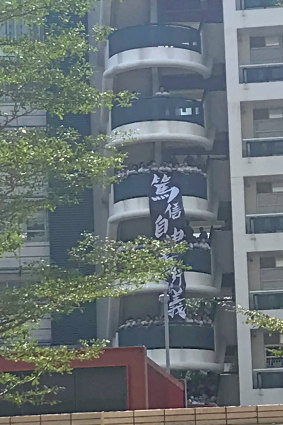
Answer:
[108, 172, 215, 233]
[104, 24, 210, 81]
[110, 97, 212, 149]
[137, 248, 214, 295]
[137, 249, 215, 297]
[118, 324, 222, 371]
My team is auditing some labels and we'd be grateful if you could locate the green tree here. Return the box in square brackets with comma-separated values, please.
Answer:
[0, 0, 187, 407]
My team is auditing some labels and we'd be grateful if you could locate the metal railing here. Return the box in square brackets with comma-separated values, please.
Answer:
[108, 23, 201, 57]
[246, 213, 283, 234]
[118, 323, 214, 350]
[111, 96, 204, 129]
[251, 290, 283, 310]
[241, 64, 283, 83]
[242, 0, 281, 9]
[255, 369, 283, 389]
[245, 137, 283, 157]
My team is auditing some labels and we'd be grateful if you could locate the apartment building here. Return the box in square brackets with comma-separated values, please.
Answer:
[92, 0, 237, 406]
[2, 0, 283, 409]
[224, 0, 283, 405]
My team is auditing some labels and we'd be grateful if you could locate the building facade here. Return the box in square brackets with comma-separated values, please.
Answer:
[2, 0, 283, 408]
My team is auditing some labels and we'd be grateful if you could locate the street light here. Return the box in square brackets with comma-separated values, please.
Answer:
[159, 287, 170, 374]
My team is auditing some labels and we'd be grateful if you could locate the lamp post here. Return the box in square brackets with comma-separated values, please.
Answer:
[159, 287, 170, 374]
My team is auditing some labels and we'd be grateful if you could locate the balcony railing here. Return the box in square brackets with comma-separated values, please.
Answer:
[108, 24, 201, 58]
[111, 96, 204, 130]
[118, 324, 214, 350]
[242, 0, 281, 9]
[255, 369, 283, 389]
[251, 290, 283, 310]
[246, 213, 283, 234]
[113, 173, 207, 204]
[245, 137, 283, 157]
[241, 64, 283, 84]
[182, 248, 211, 275]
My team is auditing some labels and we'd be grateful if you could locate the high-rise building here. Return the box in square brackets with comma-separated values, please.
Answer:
[2, 0, 283, 408]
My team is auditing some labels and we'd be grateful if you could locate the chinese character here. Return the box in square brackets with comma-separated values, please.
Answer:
[155, 215, 169, 239]
[165, 202, 182, 220]
[170, 266, 183, 285]
[151, 174, 161, 185]
[170, 227, 185, 242]
[168, 288, 186, 319]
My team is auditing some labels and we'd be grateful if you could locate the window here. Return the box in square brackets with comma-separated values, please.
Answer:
[0, 20, 43, 40]
[254, 109, 269, 120]
[265, 36, 280, 47]
[23, 210, 48, 242]
[260, 257, 276, 269]
[256, 182, 272, 193]
[272, 181, 283, 192]
[250, 36, 280, 48]
[250, 37, 265, 48]
[269, 109, 283, 119]
[265, 343, 283, 368]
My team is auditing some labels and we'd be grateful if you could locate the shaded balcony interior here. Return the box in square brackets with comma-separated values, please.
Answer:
[238, 26, 283, 83]
[241, 100, 283, 156]
[236, 0, 282, 10]
[116, 217, 213, 271]
[157, 0, 223, 23]
[116, 293, 217, 350]
[245, 176, 283, 233]
[248, 251, 283, 309]
[113, 217, 233, 296]
[109, 0, 223, 46]
[252, 329, 283, 388]
[104, 0, 226, 88]
[108, 146, 232, 231]
[107, 61, 227, 145]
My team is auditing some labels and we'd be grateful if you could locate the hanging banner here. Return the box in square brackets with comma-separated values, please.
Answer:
[149, 171, 187, 320]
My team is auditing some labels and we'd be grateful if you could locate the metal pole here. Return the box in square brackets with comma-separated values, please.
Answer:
[159, 288, 170, 374]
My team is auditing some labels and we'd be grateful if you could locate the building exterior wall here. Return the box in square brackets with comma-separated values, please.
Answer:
[223, 0, 283, 406]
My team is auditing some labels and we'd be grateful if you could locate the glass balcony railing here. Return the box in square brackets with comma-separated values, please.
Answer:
[113, 173, 207, 203]
[246, 214, 283, 234]
[255, 370, 283, 389]
[245, 137, 283, 157]
[241, 64, 283, 84]
[111, 96, 204, 130]
[182, 248, 211, 275]
[251, 291, 283, 310]
[108, 24, 201, 58]
[243, 0, 280, 9]
[118, 324, 214, 350]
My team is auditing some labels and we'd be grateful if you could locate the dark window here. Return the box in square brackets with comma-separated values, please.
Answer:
[260, 257, 276, 269]
[253, 109, 269, 120]
[250, 36, 265, 48]
[256, 182, 272, 193]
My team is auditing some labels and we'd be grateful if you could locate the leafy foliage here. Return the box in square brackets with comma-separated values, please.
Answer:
[0, 0, 173, 408]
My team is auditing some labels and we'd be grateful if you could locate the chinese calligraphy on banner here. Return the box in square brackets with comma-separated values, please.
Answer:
[149, 171, 187, 320]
